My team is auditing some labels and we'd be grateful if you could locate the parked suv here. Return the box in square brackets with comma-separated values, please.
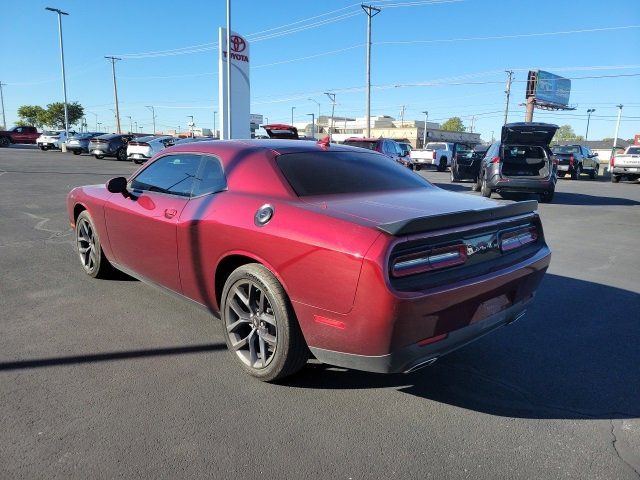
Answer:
[0, 126, 40, 147]
[551, 144, 599, 180]
[88, 133, 136, 160]
[65, 132, 106, 155]
[476, 123, 558, 203]
[342, 138, 409, 168]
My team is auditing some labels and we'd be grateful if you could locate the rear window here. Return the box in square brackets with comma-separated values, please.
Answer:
[552, 145, 581, 154]
[426, 143, 447, 150]
[625, 147, 640, 155]
[342, 140, 378, 151]
[276, 151, 430, 196]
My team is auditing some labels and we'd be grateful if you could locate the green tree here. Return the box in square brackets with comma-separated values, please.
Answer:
[41, 102, 84, 129]
[441, 117, 465, 132]
[16, 105, 47, 128]
[552, 124, 584, 143]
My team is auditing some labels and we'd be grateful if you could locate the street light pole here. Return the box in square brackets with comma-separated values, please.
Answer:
[0, 81, 6, 130]
[585, 108, 595, 140]
[612, 105, 623, 169]
[46, 7, 70, 142]
[362, 4, 381, 138]
[291, 106, 295, 125]
[504, 70, 513, 125]
[324, 92, 336, 142]
[421, 111, 428, 148]
[188, 115, 194, 138]
[213, 110, 217, 137]
[145, 106, 156, 134]
[226, 0, 232, 139]
[134, 121, 138, 133]
[105, 56, 122, 133]
[126, 116, 132, 134]
[308, 98, 321, 126]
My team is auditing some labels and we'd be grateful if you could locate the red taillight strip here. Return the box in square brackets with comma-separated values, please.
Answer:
[392, 244, 467, 277]
[418, 333, 448, 347]
[499, 226, 538, 252]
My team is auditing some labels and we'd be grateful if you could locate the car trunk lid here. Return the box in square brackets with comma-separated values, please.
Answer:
[501, 123, 557, 146]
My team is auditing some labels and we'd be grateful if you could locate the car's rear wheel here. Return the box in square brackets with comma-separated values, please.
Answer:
[611, 174, 620, 183]
[589, 167, 598, 180]
[94, 154, 104, 159]
[480, 177, 492, 198]
[450, 167, 459, 182]
[540, 189, 555, 203]
[221, 264, 309, 382]
[558, 172, 566, 178]
[571, 165, 581, 180]
[437, 157, 447, 172]
[116, 148, 127, 161]
[0, 137, 10, 148]
[72, 150, 81, 155]
[75, 211, 113, 279]
[414, 164, 421, 171]
[40, 145, 49, 151]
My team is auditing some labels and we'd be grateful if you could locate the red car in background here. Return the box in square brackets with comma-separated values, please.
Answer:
[67, 139, 551, 381]
[342, 137, 412, 168]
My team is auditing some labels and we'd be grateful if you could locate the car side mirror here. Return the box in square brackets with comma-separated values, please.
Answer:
[107, 176, 129, 197]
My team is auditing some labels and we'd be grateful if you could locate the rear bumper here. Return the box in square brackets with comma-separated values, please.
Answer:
[310, 298, 531, 373]
[612, 166, 640, 176]
[299, 242, 551, 374]
[128, 152, 151, 160]
[488, 175, 555, 193]
[66, 144, 86, 153]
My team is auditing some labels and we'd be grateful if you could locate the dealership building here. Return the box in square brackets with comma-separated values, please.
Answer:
[292, 115, 481, 147]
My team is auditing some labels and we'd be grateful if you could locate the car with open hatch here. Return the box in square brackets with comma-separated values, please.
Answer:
[67, 139, 551, 381]
[476, 123, 558, 203]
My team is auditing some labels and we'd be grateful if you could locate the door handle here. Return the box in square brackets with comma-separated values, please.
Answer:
[164, 208, 177, 219]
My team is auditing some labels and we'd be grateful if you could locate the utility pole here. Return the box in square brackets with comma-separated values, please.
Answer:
[362, 4, 381, 138]
[126, 115, 132, 134]
[307, 113, 315, 138]
[470, 115, 476, 133]
[324, 92, 336, 141]
[422, 110, 428, 148]
[145, 106, 156, 134]
[97, 122, 102, 131]
[105, 56, 122, 133]
[399, 105, 406, 127]
[46, 7, 70, 145]
[226, 0, 232, 139]
[585, 108, 595, 140]
[491, 130, 495, 143]
[504, 70, 513, 125]
[291, 106, 295, 125]
[188, 115, 194, 138]
[0, 81, 6, 130]
[134, 121, 138, 133]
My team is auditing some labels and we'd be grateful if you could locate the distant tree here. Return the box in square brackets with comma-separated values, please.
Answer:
[17, 105, 47, 128]
[552, 124, 583, 143]
[441, 117, 465, 132]
[41, 102, 84, 129]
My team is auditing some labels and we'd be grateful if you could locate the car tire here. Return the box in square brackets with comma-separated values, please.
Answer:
[94, 154, 104, 159]
[480, 177, 492, 198]
[471, 175, 481, 192]
[611, 174, 620, 183]
[437, 157, 447, 172]
[540, 190, 554, 203]
[116, 148, 127, 161]
[450, 167, 459, 182]
[72, 150, 81, 155]
[221, 263, 309, 382]
[558, 172, 566, 178]
[589, 167, 598, 180]
[0, 136, 10, 148]
[414, 165, 422, 171]
[571, 165, 581, 180]
[75, 211, 114, 279]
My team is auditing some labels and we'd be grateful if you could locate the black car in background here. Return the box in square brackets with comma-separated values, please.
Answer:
[88, 134, 136, 160]
[451, 144, 487, 184]
[551, 144, 600, 180]
[66, 132, 106, 155]
[475, 123, 558, 203]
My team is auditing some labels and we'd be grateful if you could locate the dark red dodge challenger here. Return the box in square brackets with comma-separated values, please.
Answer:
[67, 140, 551, 381]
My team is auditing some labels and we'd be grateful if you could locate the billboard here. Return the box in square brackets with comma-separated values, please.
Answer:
[218, 28, 250, 139]
[527, 70, 571, 107]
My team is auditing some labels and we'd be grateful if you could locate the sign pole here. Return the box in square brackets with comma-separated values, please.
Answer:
[226, 0, 232, 140]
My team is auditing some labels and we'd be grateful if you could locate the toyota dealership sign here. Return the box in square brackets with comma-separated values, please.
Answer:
[218, 28, 250, 139]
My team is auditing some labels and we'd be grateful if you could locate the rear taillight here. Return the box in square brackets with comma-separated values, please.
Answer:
[490, 156, 500, 163]
[137, 142, 150, 147]
[432, 151, 436, 160]
[499, 226, 538, 252]
[569, 154, 575, 167]
[610, 156, 615, 167]
[391, 244, 467, 277]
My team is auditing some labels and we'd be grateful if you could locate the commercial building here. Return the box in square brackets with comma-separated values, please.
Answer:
[293, 115, 481, 147]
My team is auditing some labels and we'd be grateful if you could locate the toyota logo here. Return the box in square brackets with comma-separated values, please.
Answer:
[230, 35, 246, 53]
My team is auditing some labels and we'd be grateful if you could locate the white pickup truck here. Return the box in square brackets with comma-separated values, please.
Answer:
[409, 142, 456, 171]
[611, 145, 640, 183]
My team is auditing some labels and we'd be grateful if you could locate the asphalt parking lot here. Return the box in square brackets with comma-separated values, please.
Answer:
[1, 146, 639, 479]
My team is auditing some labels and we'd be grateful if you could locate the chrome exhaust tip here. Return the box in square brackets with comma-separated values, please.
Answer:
[405, 357, 438, 373]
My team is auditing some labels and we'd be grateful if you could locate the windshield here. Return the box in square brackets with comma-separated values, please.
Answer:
[276, 150, 430, 196]
[43, 131, 60, 136]
[552, 145, 581, 154]
[426, 143, 447, 150]
[342, 140, 378, 151]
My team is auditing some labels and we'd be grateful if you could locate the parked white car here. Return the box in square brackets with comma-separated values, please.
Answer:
[36, 130, 72, 150]
[410, 142, 456, 171]
[611, 145, 640, 183]
[127, 135, 176, 164]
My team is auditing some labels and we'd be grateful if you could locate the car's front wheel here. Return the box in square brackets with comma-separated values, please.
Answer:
[589, 166, 598, 180]
[571, 165, 581, 180]
[75, 211, 113, 278]
[437, 157, 447, 172]
[72, 150, 81, 155]
[221, 264, 309, 382]
[94, 154, 104, 159]
[0, 137, 10, 148]
[480, 175, 492, 198]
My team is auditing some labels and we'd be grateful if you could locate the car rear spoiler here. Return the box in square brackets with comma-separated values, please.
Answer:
[377, 200, 538, 236]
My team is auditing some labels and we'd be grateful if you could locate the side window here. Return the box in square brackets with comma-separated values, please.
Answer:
[15, 127, 23, 133]
[192, 155, 227, 196]
[130, 153, 201, 197]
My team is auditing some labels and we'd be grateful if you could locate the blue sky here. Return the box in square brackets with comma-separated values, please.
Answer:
[2, 0, 639, 141]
